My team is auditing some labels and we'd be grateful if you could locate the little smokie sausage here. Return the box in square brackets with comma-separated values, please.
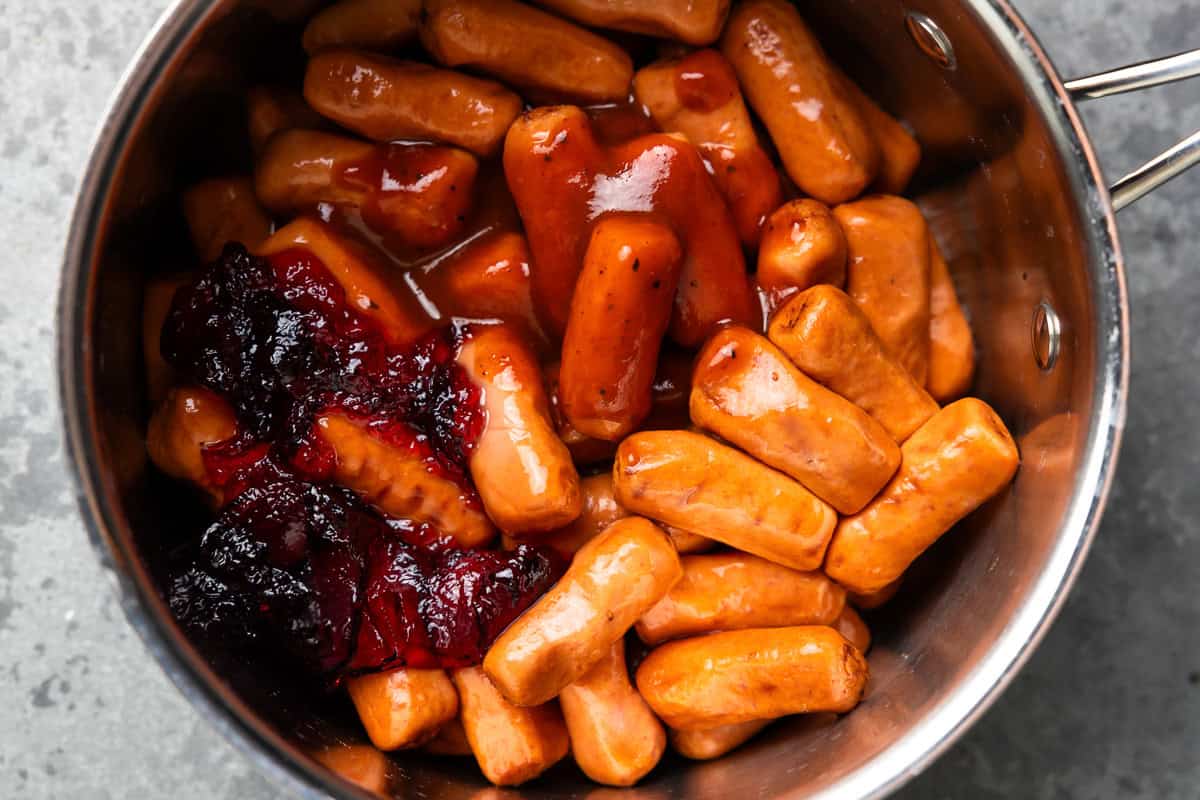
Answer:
[310, 744, 389, 794]
[146, 386, 238, 504]
[182, 176, 272, 262]
[533, 0, 731, 46]
[559, 639, 666, 786]
[246, 85, 329, 154]
[304, 50, 523, 157]
[636, 553, 846, 645]
[313, 412, 496, 547]
[561, 218, 683, 441]
[420, 0, 633, 103]
[926, 240, 976, 403]
[543, 362, 620, 465]
[671, 720, 769, 761]
[833, 606, 871, 654]
[453, 667, 570, 787]
[834, 195, 932, 384]
[756, 199, 847, 313]
[847, 577, 901, 610]
[543, 473, 629, 555]
[722, 0, 878, 204]
[636, 626, 868, 729]
[833, 69, 921, 195]
[768, 285, 939, 443]
[633, 49, 782, 246]
[483, 517, 681, 706]
[347, 667, 459, 750]
[143, 273, 191, 407]
[255, 130, 478, 250]
[613, 430, 837, 571]
[665, 526, 715, 554]
[824, 398, 1020, 594]
[690, 326, 900, 514]
[457, 324, 582, 536]
[302, 0, 420, 54]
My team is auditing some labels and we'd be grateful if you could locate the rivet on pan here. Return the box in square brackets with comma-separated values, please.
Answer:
[905, 11, 957, 70]
[1032, 301, 1061, 371]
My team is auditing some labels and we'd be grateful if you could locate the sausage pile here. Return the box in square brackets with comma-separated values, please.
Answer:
[143, 0, 1020, 790]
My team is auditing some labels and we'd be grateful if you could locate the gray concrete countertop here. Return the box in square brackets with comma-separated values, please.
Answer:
[2, 1, 1197, 797]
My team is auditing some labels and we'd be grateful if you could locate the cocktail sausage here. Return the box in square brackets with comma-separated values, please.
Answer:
[756, 199, 847, 312]
[533, 0, 731, 46]
[347, 667, 459, 750]
[302, 0, 420, 54]
[182, 177, 272, 262]
[146, 386, 238, 504]
[926, 240, 976, 402]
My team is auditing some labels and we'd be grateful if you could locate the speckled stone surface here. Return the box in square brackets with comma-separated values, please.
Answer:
[2, 1, 1198, 798]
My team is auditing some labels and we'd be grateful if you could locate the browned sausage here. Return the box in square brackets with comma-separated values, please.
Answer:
[347, 667, 459, 750]
[664, 526, 714, 554]
[420, 0, 633, 103]
[756, 199, 847, 313]
[458, 324, 582, 535]
[832, 69, 921, 195]
[721, 0, 878, 204]
[246, 85, 329, 154]
[636, 552, 846, 645]
[767, 284, 939, 443]
[560, 639, 666, 786]
[182, 177, 272, 262]
[542, 473, 628, 555]
[533, 0, 731, 45]
[561, 218, 683, 441]
[543, 362, 621, 466]
[304, 50, 523, 157]
[926, 240, 976, 402]
[671, 720, 769, 761]
[847, 577, 901, 610]
[636, 626, 868, 729]
[833, 606, 871, 653]
[824, 398, 1020, 594]
[834, 195, 932, 384]
[613, 430, 837, 571]
[310, 744, 390, 793]
[690, 326, 900, 514]
[302, 0, 420, 54]
[146, 386, 238, 504]
[483, 517, 681, 706]
[143, 273, 191, 407]
[453, 666, 570, 786]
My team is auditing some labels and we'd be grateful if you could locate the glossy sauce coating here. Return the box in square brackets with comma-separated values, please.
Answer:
[304, 50, 523, 157]
[561, 218, 683, 440]
[310, 744, 390, 793]
[246, 85, 329, 154]
[768, 285, 938, 443]
[691, 327, 900, 514]
[534, 0, 732, 45]
[722, 0, 878, 204]
[825, 398, 1020, 594]
[636, 553, 846, 645]
[927, 240, 976, 402]
[833, 606, 871, 653]
[613, 430, 837, 571]
[142, 273, 191, 407]
[636, 625, 868, 729]
[835, 195, 932, 385]
[483, 517, 681, 706]
[633, 49, 782, 246]
[314, 412, 496, 547]
[542, 472, 629, 555]
[756, 199, 847, 312]
[671, 720, 769, 761]
[420, 0, 634, 103]
[457, 324, 582, 535]
[302, 0, 421, 54]
[182, 176, 272, 262]
[664, 526, 715, 554]
[833, 69, 921, 195]
[346, 667, 459, 750]
[559, 639, 667, 786]
[453, 666, 570, 786]
[146, 386, 238, 504]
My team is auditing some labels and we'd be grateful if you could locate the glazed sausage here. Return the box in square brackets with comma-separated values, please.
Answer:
[559, 639, 666, 786]
[690, 326, 900, 514]
[613, 430, 837, 571]
[926, 240, 976, 403]
[664, 526, 714, 554]
[834, 195, 932, 384]
[453, 666, 570, 787]
[347, 667, 459, 750]
[561, 218, 683, 441]
[636, 553, 846, 645]
[833, 606, 871, 654]
[256, 217, 432, 343]
[310, 744, 390, 794]
[756, 199, 847, 312]
[542, 473, 628, 555]
[636, 626, 868, 729]
[633, 49, 782, 246]
[146, 386, 238, 503]
[483, 517, 682, 706]
[533, 0, 731, 46]
[767, 285, 939, 443]
[255, 130, 478, 250]
[847, 577, 901, 610]
[543, 362, 621, 466]
[721, 0, 878, 204]
[304, 50, 523, 157]
[671, 720, 769, 761]
[314, 412, 496, 547]
[423, 715, 473, 756]
[302, 0, 420, 54]
[825, 398, 1020, 594]
[832, 69, 921, 195]
[182, 176, 272, 262]
[246, 85, 328, 154]
[420, 0, 633, 103]
[457, 324, 582, 535]
[143, 273, 190, 407]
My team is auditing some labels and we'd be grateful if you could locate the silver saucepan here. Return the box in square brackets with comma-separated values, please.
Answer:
[57, 1, 1200, 798]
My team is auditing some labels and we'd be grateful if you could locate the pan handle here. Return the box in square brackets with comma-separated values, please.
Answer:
[1064, 50, 1200, 211]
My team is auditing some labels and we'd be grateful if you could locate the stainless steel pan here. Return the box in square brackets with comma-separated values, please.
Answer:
[57, 1, 1200, 797]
